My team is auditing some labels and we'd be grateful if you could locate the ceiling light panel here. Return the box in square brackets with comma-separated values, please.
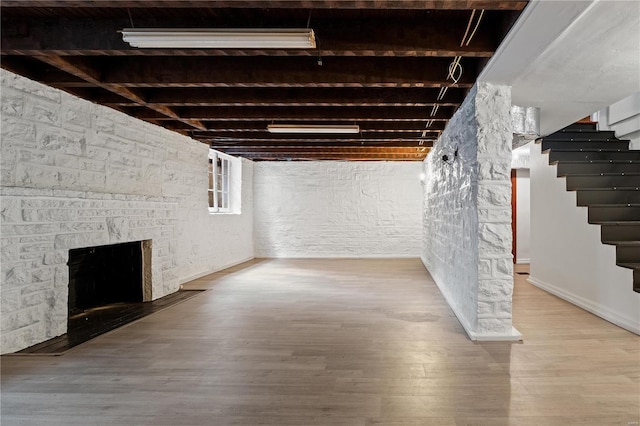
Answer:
[120, 28, 316, 49]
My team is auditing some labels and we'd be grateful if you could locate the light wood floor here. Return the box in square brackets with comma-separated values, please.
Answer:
[2, 259, 638, 425]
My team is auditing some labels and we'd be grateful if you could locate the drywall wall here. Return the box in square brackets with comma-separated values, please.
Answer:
[422, 83, 519, 340]
[529, 142, 640, 334]
[595, 92, 640, 150]
[516, 169, 531, 264]
[0, 70, 254, 353]
[480, 1, 640, 136]
[253, 161, 422, 258]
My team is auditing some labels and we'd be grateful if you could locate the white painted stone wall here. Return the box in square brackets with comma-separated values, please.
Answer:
[529, 142, 640, 334]
[254, 161, 422, 258]
[0, 70, 254, 353]
[422, 83, 518, 340]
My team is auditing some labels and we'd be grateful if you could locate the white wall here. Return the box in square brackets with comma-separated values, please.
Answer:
[254, 161, 422, 258]
[516, 169, 530, 264]
[0, 70, 254, 353]
[480, 1, 640, 136]
[422, 83, 519, 340]
[529, 142, 640, 334]
[595, 92, 640, 150]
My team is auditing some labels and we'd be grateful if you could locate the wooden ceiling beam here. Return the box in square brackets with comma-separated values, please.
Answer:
[195, 131, 439, 140]
[216, 146, 430, 153]
[210, 139, 434, 150]
[0, 1, 527, 10]
[1, 15, 496, 57]
[96, 87, 465, 107]
[132, 106, 454, 121]
[216, 146, 431, 161]
[33, 55, 207, 131]
[84, 57, 477, 88]
[249, 155, 425, 161]
[166, 120, 447, 132]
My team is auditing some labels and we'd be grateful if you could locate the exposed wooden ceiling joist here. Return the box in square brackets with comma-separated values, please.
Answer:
[209, 139, 434, 146]
[29, 56, 477, 88]
[1, 14, 497, 57]
[216, 146, 431, 161]
[218, 149, 430, 162]
[131, 105, 453, 121]
[93, 87, 465, 107]
[195, 131, 440, 140]
[0, 1, 527, 160]
[34, 54, 206, 130]
[166, 121, 447, 132]
[0, 1, 527, 10]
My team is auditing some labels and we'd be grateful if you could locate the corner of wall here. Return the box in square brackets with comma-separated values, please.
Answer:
[422, 82, 517, 340]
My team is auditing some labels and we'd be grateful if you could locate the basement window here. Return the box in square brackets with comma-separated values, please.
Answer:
[208, 149, 241, 214]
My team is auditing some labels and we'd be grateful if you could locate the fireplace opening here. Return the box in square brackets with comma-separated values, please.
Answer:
[17, 239, 202, 354]
[68, 241, 144, 316]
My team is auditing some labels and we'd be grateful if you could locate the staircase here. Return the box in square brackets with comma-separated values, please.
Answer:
[540, 122, 640, 293]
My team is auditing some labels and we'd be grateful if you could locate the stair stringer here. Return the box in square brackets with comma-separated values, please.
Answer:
[528, 141, 640, 334]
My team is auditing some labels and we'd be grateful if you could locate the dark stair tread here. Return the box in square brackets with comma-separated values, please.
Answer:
[616, 262, 640, 270]
[587, 204, 640, 208]
[557, 163, 640, 176]
[589, 220, 640, 225]
[569, 187, 640, 191]
[603, 240, 640, 246]
[560, 123, 597, 131]
[552, 160, 640, 164]
[563, 173, 640, 176]
[547, 148, 630, 152]
[544, 132, 617, 140]
[542, 138, 630, 150]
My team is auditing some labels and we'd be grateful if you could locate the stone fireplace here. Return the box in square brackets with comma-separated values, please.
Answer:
[1, 70, 253, 355]
[67, 240, 152, 317]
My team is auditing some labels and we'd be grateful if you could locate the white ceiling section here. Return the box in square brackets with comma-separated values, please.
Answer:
[480, 0, 640, 136]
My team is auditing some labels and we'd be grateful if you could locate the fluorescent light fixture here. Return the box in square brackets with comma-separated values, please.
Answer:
[267, 124, 360, 134]
[120, 28, 316, 49]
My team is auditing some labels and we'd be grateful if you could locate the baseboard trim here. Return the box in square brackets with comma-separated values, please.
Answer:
[420, 256, 522, 342]
[516, 258, 530, 264]
[179, 256, 255, 285]
[527, 275, 640, 335]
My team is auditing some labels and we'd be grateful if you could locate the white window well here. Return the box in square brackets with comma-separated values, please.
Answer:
[208, 149, 240, 213]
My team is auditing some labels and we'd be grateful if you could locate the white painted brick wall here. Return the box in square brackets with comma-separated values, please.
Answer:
[422, 83, 515, 339]
[254, 161, 422, 258]
[0, 70, 253, 353]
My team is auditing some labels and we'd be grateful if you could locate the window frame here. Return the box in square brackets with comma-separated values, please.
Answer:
[208, 149, 233, 213]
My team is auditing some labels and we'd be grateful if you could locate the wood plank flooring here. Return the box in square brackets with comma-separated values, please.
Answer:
[1, 259, 638, 425]
[12, 290, 203, 355]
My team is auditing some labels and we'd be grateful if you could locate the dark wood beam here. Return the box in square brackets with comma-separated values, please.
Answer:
[249, 155, 426, 161]
[132, 106, 454, 121]
[194, 131, 439, 140]
[96, 87, 465, 107]
[33, 55, 207, 131]
[217, 147, 430, 161]
[66, 57, 477, 88]
[0, 1, 527, 10]
[218, 147, 430, 153]
[165, 120, 447, 132]
[1, 55, 87, 85]
[1, 15, 496, 57]
[209, 140, 434, 148]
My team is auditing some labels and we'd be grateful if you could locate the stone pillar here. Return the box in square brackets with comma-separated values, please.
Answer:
[422, 82, 521, 341]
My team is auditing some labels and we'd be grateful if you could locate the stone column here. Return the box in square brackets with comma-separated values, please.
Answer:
[422, 82, 521, 341]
